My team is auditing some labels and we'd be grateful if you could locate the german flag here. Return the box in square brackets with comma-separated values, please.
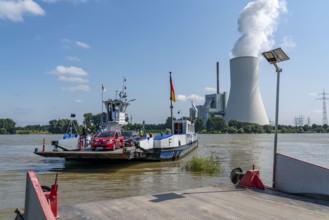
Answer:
[170, 72, 176, 102]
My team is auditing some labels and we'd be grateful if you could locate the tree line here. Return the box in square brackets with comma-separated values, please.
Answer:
[1, 114, 329, 135]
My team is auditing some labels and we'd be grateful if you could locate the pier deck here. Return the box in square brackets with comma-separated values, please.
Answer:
[58, 184, 329, 220]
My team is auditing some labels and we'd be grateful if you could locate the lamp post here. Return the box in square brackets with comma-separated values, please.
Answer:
[262, 48, 289, 188]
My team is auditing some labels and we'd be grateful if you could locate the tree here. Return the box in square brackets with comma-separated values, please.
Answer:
[48, 119, 72, 134]
[92, 113, 102, 131]
[164, 117, 176, 131]
[228, 120, 239, 128]
[206, 116, 227, 133]
[251, 124, 264, 133]
[0, 118, 16, 134]
[83, 113, 93, 128]
[263, 125, 273, 133]
[194, 118, 204, 133]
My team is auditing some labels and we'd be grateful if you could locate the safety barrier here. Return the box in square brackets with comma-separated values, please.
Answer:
[23, 171, 58, 220]
[275, 153, 329, 196]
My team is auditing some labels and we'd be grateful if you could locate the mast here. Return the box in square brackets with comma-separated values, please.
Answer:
[170, 72, 176, 133]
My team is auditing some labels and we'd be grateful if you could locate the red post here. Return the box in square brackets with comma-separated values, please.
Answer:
[44, 173, 59, 218]
[42, 138, 45, 152]
[79, 137, 82, 150]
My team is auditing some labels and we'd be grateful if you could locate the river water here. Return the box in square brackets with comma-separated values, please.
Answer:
[1, 133, 329, 219]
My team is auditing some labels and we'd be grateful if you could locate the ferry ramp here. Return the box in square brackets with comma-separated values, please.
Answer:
[58, 184, 329, 220]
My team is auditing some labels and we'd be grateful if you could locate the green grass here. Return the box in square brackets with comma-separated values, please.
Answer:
[185, 155, 220, 174]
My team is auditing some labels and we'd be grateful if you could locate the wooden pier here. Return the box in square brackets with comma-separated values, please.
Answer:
[58, 184, 329, 220]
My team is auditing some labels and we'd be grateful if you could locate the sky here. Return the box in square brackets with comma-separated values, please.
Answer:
[0, 0, 328, 126]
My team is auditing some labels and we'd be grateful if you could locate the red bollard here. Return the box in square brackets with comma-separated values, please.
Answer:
[44, 173, 59, 218]
[237, 169, 265, 190]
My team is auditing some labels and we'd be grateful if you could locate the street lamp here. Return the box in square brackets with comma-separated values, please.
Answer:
[262, 48, 289, 188]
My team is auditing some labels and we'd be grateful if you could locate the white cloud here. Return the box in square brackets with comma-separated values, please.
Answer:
[281, 36, 296, 51]
[176, 94, 204, 103]
[61, 38, 71, 43]
[43, 0, 87, 3]
[75, 41, 90, 49]
[0, 0, 45, 22]
[66, 56, 81, 62]
[63, 84, 90, 92]
[42, 0, 60, 3]
[74, 99, 83, 103]
[308, 92, 318, 97]
[311, 109, 322, 114]
[176, 95, 187, 102]
[50, 65, 88, 76]
[58, 75, 88, 83]
[61, 38, 90, 49]
[204, 87, 216, 93]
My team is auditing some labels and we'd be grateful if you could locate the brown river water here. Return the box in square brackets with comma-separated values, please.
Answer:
[1, 133, 329, 219]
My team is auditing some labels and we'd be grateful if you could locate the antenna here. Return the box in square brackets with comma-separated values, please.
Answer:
[316, 89, 329, 125]
[119, 77, 127, 101]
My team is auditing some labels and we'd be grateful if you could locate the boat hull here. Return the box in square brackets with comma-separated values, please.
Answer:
[34, 140, 198, 162]
[148, 140, 198, 161]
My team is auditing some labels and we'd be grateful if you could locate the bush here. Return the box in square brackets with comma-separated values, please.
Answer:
[185, 155, 220, 174]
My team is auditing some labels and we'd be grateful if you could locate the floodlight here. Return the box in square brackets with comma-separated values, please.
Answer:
[262, 48, 289, 64]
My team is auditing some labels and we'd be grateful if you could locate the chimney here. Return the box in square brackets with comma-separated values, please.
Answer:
[216, 62, 220, 94]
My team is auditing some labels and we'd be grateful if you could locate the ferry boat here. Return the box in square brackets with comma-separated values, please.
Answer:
[34, 74, 198, 161]
[137, 119, 198, 161]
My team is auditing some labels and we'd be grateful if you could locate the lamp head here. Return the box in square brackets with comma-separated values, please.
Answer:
[262, 48, 289, 64]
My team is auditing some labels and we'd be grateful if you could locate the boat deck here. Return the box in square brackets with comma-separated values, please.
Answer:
[58, 184, 329, 220]
[34, 147, 138, 161]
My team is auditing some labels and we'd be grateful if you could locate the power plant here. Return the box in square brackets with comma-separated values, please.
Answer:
[195, 62, 226, 124]
[224, 56, 269, 125]
[196, 57, 269, 126]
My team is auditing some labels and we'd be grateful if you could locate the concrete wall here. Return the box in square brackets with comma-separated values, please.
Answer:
[224, 56, 269, 125]
[275, 153, 329, 196]
[24, 171, 55, 220]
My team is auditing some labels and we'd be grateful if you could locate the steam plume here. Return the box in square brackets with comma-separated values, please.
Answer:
[231, 0, 287, 58]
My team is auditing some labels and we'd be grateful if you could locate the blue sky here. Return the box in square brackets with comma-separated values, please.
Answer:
[0, 0, 328, 126]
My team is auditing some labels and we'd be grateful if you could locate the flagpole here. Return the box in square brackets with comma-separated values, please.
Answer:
[101, 84, 104, 114]
[170, 72, 174, 134]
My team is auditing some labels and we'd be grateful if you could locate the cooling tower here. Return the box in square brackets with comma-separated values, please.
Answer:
[224, 56, 269, 125]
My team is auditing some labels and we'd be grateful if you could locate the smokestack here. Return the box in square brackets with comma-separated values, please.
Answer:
[224, 56, 269, 125]
[216, 62, 220, 94]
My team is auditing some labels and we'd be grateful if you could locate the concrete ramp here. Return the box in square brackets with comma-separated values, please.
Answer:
[275, 153, 329, 197]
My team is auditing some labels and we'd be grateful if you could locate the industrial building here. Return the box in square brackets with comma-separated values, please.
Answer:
[194, 62, 227, 125]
